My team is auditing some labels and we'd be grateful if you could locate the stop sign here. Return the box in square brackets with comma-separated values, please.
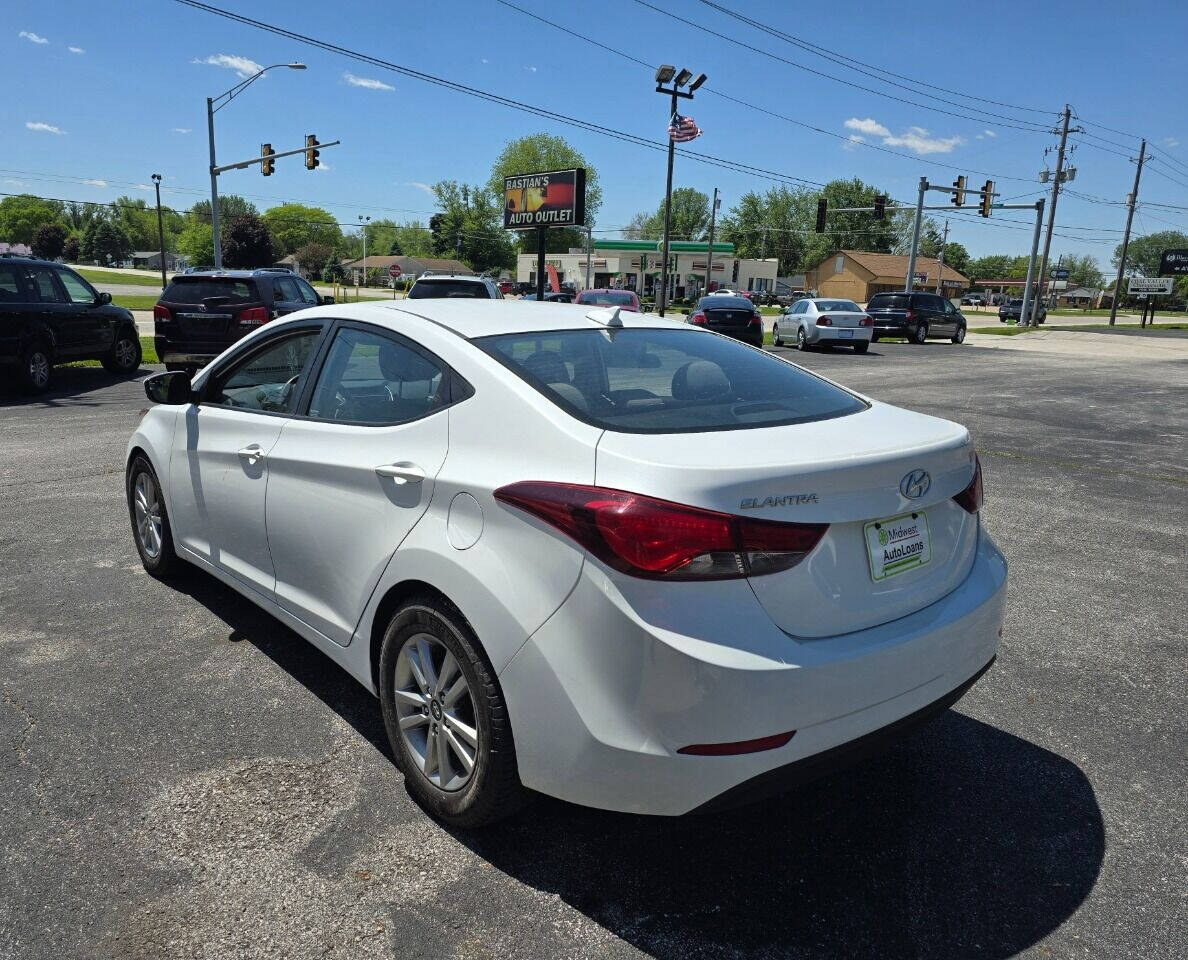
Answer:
[388, 263, 402, 279]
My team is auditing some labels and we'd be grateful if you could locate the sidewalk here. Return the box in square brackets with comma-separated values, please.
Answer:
[967, 328, 1188, 360]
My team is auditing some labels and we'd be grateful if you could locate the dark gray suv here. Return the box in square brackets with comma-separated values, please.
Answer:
[0, 257, 141, 392]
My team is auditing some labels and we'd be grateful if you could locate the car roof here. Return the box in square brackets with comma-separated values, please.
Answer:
[413, 274, 486, 282]
[173, 270, 279, 279]
[314, 298, 689, 339]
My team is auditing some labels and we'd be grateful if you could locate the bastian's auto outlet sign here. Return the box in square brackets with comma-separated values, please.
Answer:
[503, 169, 587, 230]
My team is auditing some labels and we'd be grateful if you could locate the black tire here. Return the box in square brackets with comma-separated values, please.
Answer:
[19, 341, 52, 393]
[103, 329, 142, 375]
[772, 322, 783, 347]
[911, 321, 929, 344]
[796, 326, 808, 351]
[951, 323, 967, 344]
[379, 596, 525, 829]
[853, 341, 869, 354]
[126, 455, 180, 579]
[870, 333, 880, 343]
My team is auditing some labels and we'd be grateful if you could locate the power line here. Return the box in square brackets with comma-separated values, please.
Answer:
[629, 0, 1052, 134]
[1146, 142, 1188, 177]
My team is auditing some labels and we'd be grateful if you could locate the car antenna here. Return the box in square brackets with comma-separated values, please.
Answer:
[586, 306, 624, 329]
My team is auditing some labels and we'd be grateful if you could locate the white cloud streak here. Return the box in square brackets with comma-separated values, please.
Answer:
[844, 117, 890, 137]
[172, 127, 191, 134]
[844, 117, 963, 155]
[1162, 137, 1180, 149]
[82, 178, 107, 187]
[343, 71, 394, 91]
[193, 54, 264, 79]
[26, 121, 65, 135]
[19, 31, 48, 45]
[68, 46, 84, 54]
[842, 135, 864, 152]
[405, 182, 435, 196]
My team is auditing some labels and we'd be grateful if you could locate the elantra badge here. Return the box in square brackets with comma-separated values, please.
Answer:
[740, 493, 819, 509]
[899, 469, 930, 500]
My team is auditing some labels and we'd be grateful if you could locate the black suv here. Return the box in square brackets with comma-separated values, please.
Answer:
[998, 299, 1046, 324]
[865, 292, 967, 344]
[0, 256, 141, 392]
[153, 269, 331, 372]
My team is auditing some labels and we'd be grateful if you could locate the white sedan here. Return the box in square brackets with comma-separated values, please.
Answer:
[126, 299, 1005, 826]
[773, 298, 875, 352]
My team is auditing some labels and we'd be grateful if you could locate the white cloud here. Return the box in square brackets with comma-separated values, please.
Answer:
[882, 126, 963, 154]
[193, 54, 264, 79]
[845, 117, 890, 137]
[3, 178, 27, 187]
[26, 121, 65, 135]
[1162, 137, 1180, 149]
[480, 58, 489, 64]
[133, 183, 153, 191]
[343, 71, 394, 91]
[405, 181, 435, 196]
[68, 46, 84, 54]
[842, 134, 864, 152]
[976, 129, 997, 140]
[82, 179, 107, 187]
[526, 65, 538, 73]
[172, 127, 191, 134]
[19, 31, 48, 45]
[314, 162, 331, 172]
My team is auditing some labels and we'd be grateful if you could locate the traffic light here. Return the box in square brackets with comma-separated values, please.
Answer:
[815, 198, 827, 233]
[873, 195, 886, 219]
[260, 143, 275, 177]
[304, 134, 320, 171]
[951, 175, 966, 207]
[979, 180, 994, 217]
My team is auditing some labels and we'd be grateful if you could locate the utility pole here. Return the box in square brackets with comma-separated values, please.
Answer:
[1109, 138, 1147, 326]
[206, 97, 221, 270]
[585, 224, 593, 290]
[935, 219, 949, 294]
[1029, 104, 1078, 325]
[704, 187, 719, 295]
[904, 177, 928, 291]
[358, 215, 370, 288]
[151, 174, 167, 290]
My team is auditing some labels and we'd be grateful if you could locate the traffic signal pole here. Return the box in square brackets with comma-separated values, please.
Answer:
[206, 97, 222, 269]
[1018, 199, 1045, 330]
[904, 177, 928, 292]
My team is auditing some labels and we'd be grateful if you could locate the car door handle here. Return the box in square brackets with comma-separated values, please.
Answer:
[374, 462, 425, 484]
[237, 445, 266, 463]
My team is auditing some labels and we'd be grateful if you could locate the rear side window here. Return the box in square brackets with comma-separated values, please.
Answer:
[0, 264, 25, 302]
[476, 328, 867, 433]
[867, 294, 909, 309]
[408, 280, 489, 299]
[163, 278, 258, 303]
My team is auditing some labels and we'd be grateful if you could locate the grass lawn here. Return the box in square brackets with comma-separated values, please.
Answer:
[75, 268, 164, 288]
[66, 337, 160, 368]
[1048, 322, 1186, 332]
[969, 326, 1035, 336]
[112, 294, 163, 311]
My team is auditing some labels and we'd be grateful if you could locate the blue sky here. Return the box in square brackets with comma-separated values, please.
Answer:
[5, 0, 1188, 264]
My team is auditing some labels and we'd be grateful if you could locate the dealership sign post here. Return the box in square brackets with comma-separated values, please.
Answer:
[1128, 276, 1174, 328]
[503, 169, 587, 301]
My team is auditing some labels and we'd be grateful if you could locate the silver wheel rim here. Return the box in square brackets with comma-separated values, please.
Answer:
[797, 329, 806, 348]
[394, 632, 479, 792]
[29, 352, 49, 387]
[772, 323, 779, 344]
[115, 338, 137, 368]
[133, 471, 163, 560]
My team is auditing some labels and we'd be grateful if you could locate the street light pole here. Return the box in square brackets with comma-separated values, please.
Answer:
[206, 62, 306, 269]
[654, 65, 705, 317]
[359, 215, 370, 287]
[151, 174, 167, 290]
[704, 187, 719, 295]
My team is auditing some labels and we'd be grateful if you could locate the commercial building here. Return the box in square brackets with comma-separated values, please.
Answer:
[515, 239, 778, 299]
[804, 250, 970, 302]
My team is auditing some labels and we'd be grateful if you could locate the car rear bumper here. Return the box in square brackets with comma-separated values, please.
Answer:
[155, 335, 232, 366]
[499, 527, 1007, 816]
[810, 328, 874, 344]
[873, 320, 911, 334]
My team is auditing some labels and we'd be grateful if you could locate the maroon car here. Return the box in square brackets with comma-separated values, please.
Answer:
[574, 289, 641, 312]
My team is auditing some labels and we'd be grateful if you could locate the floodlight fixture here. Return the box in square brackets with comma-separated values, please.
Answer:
[655, 64, 676, 84]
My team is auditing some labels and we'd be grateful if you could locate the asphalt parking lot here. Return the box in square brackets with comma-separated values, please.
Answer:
[1, 340, 1185, 959]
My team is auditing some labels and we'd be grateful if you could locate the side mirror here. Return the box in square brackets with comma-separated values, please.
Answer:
[94, 291, 112, 306]
[144, 370, 194, 405]
[320, 295, 335, 305]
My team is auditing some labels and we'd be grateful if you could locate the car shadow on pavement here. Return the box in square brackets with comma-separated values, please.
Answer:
[0, 365, 153, 408]
[173, 567, 1104, 960]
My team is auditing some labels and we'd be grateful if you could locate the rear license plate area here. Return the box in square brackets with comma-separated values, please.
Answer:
[864, 511, 931, 581]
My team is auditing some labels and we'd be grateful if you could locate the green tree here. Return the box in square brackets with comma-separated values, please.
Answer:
[429, 181, 516, 273]
[1111, 231, 1188, 278]
[82, 219, 132, 265]
[636, 188, 711, 243]
[222, 213, 276, 268]
[487, 133, 602, 253]
[63, 235, 81, 262]
[63, 201, 105, 234]
[392, 221, 434, 259]
[0, 195, 66, 245]
[177, 222, 214, 267]
[322, 256, 346, 283]
[939, 241, 970, 277]
[968, 254, 1012, 280]
[111, 196, 156, 251]
[31, 223, 68, 260]
[263, 203, 343, 256]
[1051, 253, 1103, 289]
[294, 242, 333, 276]
[622, 211, 651, 241]
[188, 195, 258, 227]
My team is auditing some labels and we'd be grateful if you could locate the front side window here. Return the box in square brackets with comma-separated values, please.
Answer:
[295, 278, 320, 305]
[55, 268, 98, 304]
[477, 328, 867, 433]
[273, 277, 302, 302]
[208, 330, 320, 413]
[27, 267, 65, 304]
[307, 326, 447, 424]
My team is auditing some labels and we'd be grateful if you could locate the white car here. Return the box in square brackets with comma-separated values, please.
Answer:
[126, 300, 1006, 826]
[407, 273, 503, 299]
[773, 298, 874, 353]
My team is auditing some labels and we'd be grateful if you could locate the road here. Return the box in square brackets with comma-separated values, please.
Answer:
[1, 340, 1184, 959]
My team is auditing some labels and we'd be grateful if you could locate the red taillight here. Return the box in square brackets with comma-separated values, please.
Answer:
[817, 316, 833, 326]
[238, 306, 270, 326]
[678, 730, 796, 756]
[153, 304, 172, 323]
[748, 312, 762, 327]
[859, 315, 874, 327]
[953, 454, 984, 513]
[690, 311, 707, 325]
[494, 482, 828, 580]
[904, 308, 915, 322]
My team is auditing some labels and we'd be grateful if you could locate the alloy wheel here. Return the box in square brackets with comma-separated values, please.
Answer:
[797, 328, 807, 350]
[772, 323, 781, 346]
[133, 471, 163, 559]
[393, 633, 479, 792]
[115, 337, 137, 369]
[28, 351, 49, 389]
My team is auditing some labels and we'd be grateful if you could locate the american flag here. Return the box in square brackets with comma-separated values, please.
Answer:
[668, 112, 702, 143]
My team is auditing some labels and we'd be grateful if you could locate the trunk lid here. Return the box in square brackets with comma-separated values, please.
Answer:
[702, 305, 753, 332]
[159, 278, 262, 341]
[595, 402, 979, 638]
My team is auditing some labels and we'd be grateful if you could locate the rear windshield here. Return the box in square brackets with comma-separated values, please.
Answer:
[1008, 299, 1023, 307]
[697, 296, 753, 311]
[813, 299, 861, 312]
[867, 294, 910, 309]
[409, 279, 489, 299]
[577, 291, 636, 306]
[475, 328, 867, 433]
[163, 278, 258, 303]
